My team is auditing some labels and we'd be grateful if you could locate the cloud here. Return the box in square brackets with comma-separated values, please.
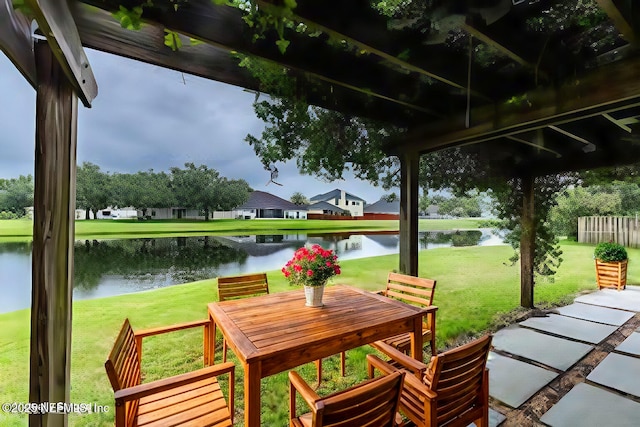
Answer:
[0, 48, 392, 204]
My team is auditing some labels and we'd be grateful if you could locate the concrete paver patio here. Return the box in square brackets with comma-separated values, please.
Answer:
[488, 286, 640, 426]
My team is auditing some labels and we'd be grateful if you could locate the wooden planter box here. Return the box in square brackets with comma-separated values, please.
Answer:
[595, 259, 628, 291]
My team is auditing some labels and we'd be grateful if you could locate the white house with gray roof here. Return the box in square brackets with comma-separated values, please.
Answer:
[234, 191, 307, 219]
[309, 189, 366, 217]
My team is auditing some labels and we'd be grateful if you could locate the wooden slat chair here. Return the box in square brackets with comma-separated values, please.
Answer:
[105, 318, 235, 427]
[372, 272, 438, 356]
[217, 273, 270, 362]
[367, 335, 493, 427]
[289, 369, 406, 427]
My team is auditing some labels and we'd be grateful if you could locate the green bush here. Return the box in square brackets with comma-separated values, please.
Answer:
[594, 241, 628, 262]
[0, 211, 20, 220]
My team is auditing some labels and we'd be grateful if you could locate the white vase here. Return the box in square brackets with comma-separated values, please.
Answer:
[304, 284, 325, 307]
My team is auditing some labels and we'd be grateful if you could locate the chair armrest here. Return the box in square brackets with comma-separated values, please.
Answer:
[367, 354, 398, 378]
[134, 319, 210, 338]
[134, 319, 211, 365]
[421, 305, 438, 314]
[289, 370, 321, 407]
[114, 361, 234, 402]
[370, 340, 428, 378]
[289, 370, 322, 421]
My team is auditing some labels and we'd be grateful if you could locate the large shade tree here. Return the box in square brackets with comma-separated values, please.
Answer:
[76, 162, 111, 220]
[112, 170, 175, 217]
[0, 174, 34, 217]
[170, 163, 251, 220]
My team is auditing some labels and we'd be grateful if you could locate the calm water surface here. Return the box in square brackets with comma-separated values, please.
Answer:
[0, 229, 503, 313]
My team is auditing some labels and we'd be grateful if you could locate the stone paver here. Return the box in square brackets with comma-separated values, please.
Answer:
[469, 409, 506, 427]
[487, 352, 558, 408]
[489, 408, 506, 427]
[616, 332, 640, 356]
[554, 303, 635, 326]
[575, 286, 640, 312]
[539, 382, 640, 427]
[519, 314, 617, 344]
[493, 326, 592, 370]
[586, 353, 640, 398]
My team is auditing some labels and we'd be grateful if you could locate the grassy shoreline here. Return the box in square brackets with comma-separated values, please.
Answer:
[0, 240, 632, 426]
[0, 218, 487, 242]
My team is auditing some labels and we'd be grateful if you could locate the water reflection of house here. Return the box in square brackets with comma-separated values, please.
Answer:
[308, 234, 363, 253]
[234, 191, 308, 219]
[366, 233, 399, 248]
[213, 234, 307, 256]
[363, 199, 399, 220]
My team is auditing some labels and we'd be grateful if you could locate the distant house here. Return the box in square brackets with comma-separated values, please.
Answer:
[138, 207, 202, 220]
[309, 189, 366, 217]
[307, 201, 347, 216]
[363, 199, 399, 220]
[234, 191, 307, 219]
[96, 207, 137, 219]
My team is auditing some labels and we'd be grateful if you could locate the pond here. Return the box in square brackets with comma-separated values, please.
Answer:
[0, 229, 504, 313]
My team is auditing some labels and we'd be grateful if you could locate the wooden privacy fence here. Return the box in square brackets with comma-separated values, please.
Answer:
[578, 216, 640, 247]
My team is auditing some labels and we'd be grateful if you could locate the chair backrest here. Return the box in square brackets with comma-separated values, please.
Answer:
[385, 272, 436, 323]
[105, 319, 141, 427]
[217, 273, 269, 301]
[427, 335, 492, 426]
[316, 370, 405, 427]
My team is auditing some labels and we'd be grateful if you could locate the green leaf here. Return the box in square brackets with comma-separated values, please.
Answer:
[275, 38, 290, 55]
[112, 5, 144, 31]
[164, 30, 183, 51]
[211, 0, 227, 5]
[11, 0, 33, 17]
[283, 0, 297, 10]
[189, 38, 204, 46]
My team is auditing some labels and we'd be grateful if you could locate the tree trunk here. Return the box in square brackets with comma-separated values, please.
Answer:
[85, 207, 90, 220]
[204, 207, 210, 221]
[29, 39, 78, 427]
[520, 175, 535, 308]
[91, 208, 98, 220]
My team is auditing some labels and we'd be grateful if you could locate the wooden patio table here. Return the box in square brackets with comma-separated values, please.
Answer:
[207, 284, 430, 427]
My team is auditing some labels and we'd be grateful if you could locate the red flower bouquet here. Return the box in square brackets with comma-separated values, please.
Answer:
[282, 244, 341, 287]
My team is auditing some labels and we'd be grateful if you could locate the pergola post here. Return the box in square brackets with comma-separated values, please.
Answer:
[399, 151, 419, 276]
[520, 174, 535, 308]
[29, 39, 78, 427]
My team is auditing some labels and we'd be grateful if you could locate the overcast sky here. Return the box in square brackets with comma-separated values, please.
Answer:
[0, 48, 392, 204]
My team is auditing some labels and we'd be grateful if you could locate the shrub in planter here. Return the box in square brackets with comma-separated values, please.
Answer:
[594, 242, 628, 291]
[594, 242, 628, 262]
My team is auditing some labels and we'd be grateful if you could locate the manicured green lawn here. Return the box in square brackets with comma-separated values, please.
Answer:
[0, 218, 486, 242]
[0, 240, 623, 426]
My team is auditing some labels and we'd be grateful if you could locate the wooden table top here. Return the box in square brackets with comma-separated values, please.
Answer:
[208, 285, 425, 377]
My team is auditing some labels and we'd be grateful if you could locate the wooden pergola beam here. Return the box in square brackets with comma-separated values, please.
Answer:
[462, 16, 548, 81]
[506, 135, 562, 158]
[0, 0, 36, 88]
[26, 0, 97, 106]
[257, 0, 491, 101]
[79, 0, 440, 118]
[595, 0, 639, 46]
[29, 39, 78, 427]
[73, 5, 422, 125]
[399, 151, 419, 277]
[393, 55, 640, 154]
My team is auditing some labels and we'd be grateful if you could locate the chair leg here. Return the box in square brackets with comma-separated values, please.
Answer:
[223, 338, 228, 363]
[340, 351, 346, 377]
[315, 359, 322, 387]
[430, 337, 437, 355]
